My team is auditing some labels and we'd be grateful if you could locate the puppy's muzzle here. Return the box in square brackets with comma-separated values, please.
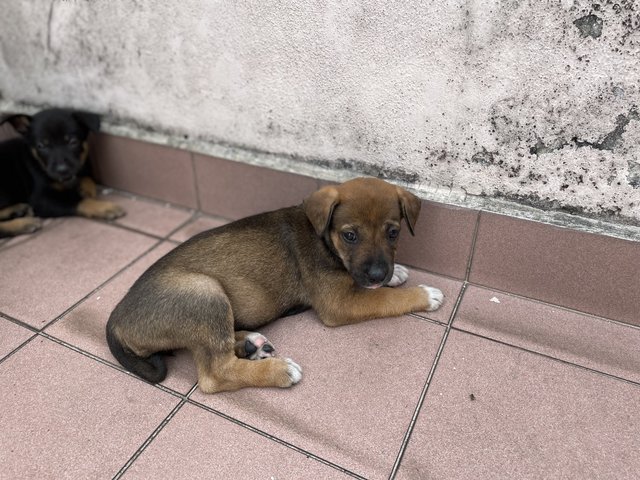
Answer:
[357, 258, 392, 289]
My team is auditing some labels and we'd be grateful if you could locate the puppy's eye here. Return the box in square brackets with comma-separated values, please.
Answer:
[36, 141, 48, 151]
[67, 136, 79, 147]
[388, 228, 400, 240]
[341, 231, 358, 244]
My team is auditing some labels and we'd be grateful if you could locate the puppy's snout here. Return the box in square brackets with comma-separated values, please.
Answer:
[54, 163, 70, 175]
[365, 262, 388, 285]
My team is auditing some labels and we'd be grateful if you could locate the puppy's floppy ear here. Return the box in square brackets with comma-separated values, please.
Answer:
[1, 114, 32, 136]
[72, 111, 101, 132]
[396, 186, 421, 236]
[303, 186, 340, 236]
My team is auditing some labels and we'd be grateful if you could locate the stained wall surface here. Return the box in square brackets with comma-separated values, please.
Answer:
[1, 1, 638, 222]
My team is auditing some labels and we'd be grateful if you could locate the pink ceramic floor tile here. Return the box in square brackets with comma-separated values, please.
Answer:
[0, 336, 180, 479]
[123, 403, 353, 479]
[47, 242, 197, 394]
[191, 311, 445, 479]
[455, 285, 640, 384]
[103, 192, 194, 238]
[169, 214, 230, 243]
[0, 218, 158, 328]
[0, 317, 34, 360]
[403, 268, 463, 324]
[397, 330, 640, 480]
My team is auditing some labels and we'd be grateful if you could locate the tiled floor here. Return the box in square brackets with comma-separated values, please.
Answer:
[1, 188, 639, 480]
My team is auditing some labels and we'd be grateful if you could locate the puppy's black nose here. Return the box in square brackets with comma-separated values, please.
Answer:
[55, 164, 70, 175]
[366, 264, 388, 284]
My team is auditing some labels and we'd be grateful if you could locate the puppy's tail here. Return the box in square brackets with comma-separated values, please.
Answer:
[105, 324, 167, 384]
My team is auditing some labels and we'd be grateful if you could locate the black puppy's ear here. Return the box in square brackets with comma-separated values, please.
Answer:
[303, 186, 340, 236]
[1, 114, 32, 136]
[396, 186, 421, 236]
[72, 111, 101, 132]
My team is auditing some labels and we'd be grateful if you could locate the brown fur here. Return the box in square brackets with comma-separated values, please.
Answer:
[76, 197, 124, 219]
[78, 175, 97, 198]
[0, 204, 41, 236]
[106, 177, 443, 393]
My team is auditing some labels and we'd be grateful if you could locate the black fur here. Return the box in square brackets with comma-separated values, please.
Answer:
[106, 326, 168, 384]
[0, 108, 108, 237]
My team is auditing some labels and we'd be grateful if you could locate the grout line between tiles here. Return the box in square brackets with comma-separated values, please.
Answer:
[388, 281, 469, 479]
[464, 210, 482, 282]
[38, 331, 196, 399]
[450, 326, 640, 389]
[101, 186, 194, 213]
[39, 238, 165, 332]
[191, 152, 202, 211]
[0, 333, 39, 366]
[162, 210, 200, 241]
[407, 312, 447, 327]
[186, 398, 367, 480]
[0, 218, 67, 254]
[0, 314, 41, 365]
[465, 280, 640, 332]
[111, 388, 195, 480]
[0, 313, 39, 333]
[108, 220, 168, 241]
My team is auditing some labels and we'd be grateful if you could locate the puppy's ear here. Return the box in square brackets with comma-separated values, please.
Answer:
[396, 186, 421, 236]
[303, 186, 340, 236]
[1, 114, 32, 136]
[72, 111, 101, 132]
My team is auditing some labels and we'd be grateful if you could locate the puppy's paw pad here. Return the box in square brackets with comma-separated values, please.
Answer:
[419, 285, 444, 311]
[243, 332, 276, 360]
[387, 264, 409, 287]
[284, 358, 302, 384]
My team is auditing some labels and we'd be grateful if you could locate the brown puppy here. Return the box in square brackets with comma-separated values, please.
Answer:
[106, 177, 443, 393]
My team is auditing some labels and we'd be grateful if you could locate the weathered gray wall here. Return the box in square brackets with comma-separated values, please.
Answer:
[1, 1, 639, 223]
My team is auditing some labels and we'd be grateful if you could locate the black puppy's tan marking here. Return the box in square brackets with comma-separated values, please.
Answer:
[106, 178, 443, 393]
[0, 204, 42, 236]
[0, 108, 125, 238]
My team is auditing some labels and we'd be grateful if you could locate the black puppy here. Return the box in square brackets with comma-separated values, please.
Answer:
[0, 108, 125, 237]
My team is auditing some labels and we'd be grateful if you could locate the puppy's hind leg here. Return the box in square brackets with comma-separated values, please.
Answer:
[106, 325, 168, 384]
[196, 349, 302, 394]
[192, 295, 301, 393]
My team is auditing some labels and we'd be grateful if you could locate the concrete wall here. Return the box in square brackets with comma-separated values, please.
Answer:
[1, 0, 639, 224]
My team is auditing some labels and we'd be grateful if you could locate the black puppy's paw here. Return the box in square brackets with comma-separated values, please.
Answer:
[0, 203, 34, 221]
[77, 199, 126, 220]
[11, 204, 34, 219]
[0, 217, 43, 237]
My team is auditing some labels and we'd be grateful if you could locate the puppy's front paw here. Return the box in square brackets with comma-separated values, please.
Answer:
[77, 199, 126, 220]
[419, 285, 444, 311]
[237, 332, 276, 360]
[11, 204, 34, 219]
[4, 217, 43, 236]
[284, 358, 303, 385]
[387, 264, 409, 287]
